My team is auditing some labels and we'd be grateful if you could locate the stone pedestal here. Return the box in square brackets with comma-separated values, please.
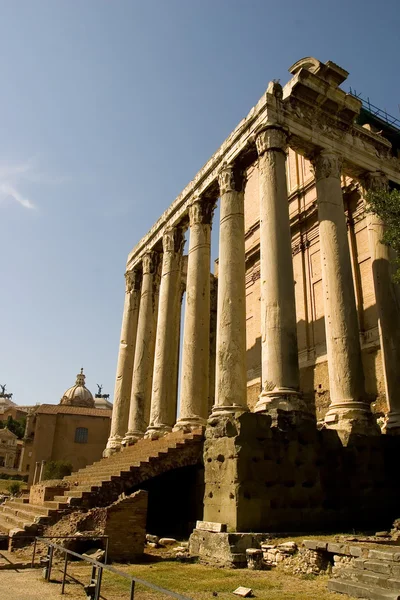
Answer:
[175, 198, 214, 431]
[364, 172, 400, 434]
[254, 124, 308, 422]
[123, 252, 161, 444]
[210, 165, 248, 417]
[312, 151, 377, 439]
[104, 269, 141, 456]
[146, 227, 184, 438]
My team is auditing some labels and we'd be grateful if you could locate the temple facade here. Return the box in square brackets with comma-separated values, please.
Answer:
[105, 57, 400, 459]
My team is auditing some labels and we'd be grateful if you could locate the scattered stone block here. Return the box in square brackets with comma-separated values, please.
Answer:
[146, 534, 159, 544]
[82, 548, 105, 563]
[368, 549, 397, 562]
[303, 540, 317, 550]
[233, 587, 253, 597]
[246, 548, 263, 570]
[327, 543, 346, 555]
[364, 560, 391, 575]
[196, 521, 227, 533]
[159, 537, 177, 546]
[349, 545, 363, 557]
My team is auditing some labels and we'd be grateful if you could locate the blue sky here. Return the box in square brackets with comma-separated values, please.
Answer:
[0, 0, 399, 406]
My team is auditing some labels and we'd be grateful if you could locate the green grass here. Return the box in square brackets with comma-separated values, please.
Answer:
[0, 478, 21, 493]
[61, 557, 344, 600]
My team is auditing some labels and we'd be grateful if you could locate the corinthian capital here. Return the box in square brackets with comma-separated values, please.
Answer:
[142, 251, 160, 275]
[363, 171, 389, 193]
[218, 164, 235, 196]
[125, 268, 141, 293]
[162, 226, 185, 254]
[311, 150, 342, 181]
[255, 124, 288, 156]
[189, 197, 216, 226]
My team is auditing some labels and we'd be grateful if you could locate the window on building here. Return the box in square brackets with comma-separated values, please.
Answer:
[74, 427, 88, 444]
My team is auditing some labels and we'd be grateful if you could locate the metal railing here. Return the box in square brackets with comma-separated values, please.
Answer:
[35, 538, 192, 600]
[32, 535, 109, 568]
[349, 88, 400, 130]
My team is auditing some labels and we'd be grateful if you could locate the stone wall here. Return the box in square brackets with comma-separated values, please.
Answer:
[204, 412, 400, 533]
[103, 490, 148, 561]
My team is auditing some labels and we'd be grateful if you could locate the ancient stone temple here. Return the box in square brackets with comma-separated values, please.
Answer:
[104, 57, 400, 533]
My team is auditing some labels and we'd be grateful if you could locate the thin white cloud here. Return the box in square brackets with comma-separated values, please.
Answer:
[0, 182, 35, 209]
[0, 159, 68, 210]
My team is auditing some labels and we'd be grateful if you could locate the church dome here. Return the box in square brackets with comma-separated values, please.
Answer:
[60, 368, 95, 408]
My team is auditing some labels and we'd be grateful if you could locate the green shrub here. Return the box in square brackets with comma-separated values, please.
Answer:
[42, 460, 73, 481]
[7, 481, 21, 495]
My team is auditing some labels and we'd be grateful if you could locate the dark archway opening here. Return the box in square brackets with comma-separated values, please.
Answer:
[131, 464, 204, 539]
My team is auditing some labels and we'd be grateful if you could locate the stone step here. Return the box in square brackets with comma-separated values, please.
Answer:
[42, 500, 70, 510]
[0, 511, 40, 532]
[338, 568, 400, 592]
[67, 456, 174, 482]
[328, 579, 400, 600]
[0, 505, 50, 524]
[69, 450, 175, 477]
[4, 501, 52, 516]
[65, 435, 201, 478]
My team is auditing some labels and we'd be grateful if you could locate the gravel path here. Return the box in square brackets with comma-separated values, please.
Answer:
[0, 568, 84, 599]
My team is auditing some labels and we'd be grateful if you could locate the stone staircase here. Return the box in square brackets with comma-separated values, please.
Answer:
[0, 429, 204, 538]
[328, 547, 400, 600]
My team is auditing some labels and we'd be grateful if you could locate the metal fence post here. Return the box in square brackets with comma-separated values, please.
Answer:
[94, 565, 103, 600]
[61, 552, 68, 594]
[47, 545, 54, 581]
[130, 579, 136, 600]
[31, 538, 37, 568]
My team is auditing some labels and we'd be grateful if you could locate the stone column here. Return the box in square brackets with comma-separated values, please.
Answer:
[39, 460, 46, 483]
[312, 150, 377, 437]
[364, 172, 400, 434]
[175, 198, 215, 431]
[123, 251, 161, 444]
[104, 269, 141, 456]
[210, 165, 248, 416]
[253, 124, 306, 418]
[33, 462, 40, 485]
[208, 275, 218, 414]
[146, 226, 185, 438]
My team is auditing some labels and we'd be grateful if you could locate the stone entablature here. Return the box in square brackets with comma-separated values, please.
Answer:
[105, 56, 400, 456]
[126, 59, 399, 272]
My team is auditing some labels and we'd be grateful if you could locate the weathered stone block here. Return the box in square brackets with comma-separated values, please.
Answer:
[189, 529, 267, 568]
[364, 560, 391, 575]
[197, 521, 227, 533]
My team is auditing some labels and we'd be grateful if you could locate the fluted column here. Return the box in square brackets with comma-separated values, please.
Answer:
[254, 124, 306, 418]
[146, 226, 185, 438]
[104, 269, 141, 456]
[364, 172, 400, 434]
[175, 198, 215, 431]
[123, 251, 161, 444]
[312, 150, 377, 437]
[211, 164, 248, 416]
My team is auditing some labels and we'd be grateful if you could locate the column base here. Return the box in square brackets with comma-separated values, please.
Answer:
[209, 404, 248, 418]
[254, 388, 313, 428]
[103, 435, 123, 457]
[323, 402, 380, 443]
[144, 424, 172, 440]
[122, 430, 145, 447]
[382, 411, 400, 435]
[173, 416, 207, 433]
